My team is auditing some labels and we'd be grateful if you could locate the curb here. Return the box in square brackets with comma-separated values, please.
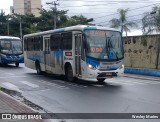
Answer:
[124, 68, 160, 77]
[0, 91, 37, 113]
[0, 91, 48, 122]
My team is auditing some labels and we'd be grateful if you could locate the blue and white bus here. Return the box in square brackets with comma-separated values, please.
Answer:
[0, 36, 24, 67]
[23, 25, 124, 82]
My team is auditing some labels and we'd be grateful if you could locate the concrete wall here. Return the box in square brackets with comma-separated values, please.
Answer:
[124, 34, 160, 69]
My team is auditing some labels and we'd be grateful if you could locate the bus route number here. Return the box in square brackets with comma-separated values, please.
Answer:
[90, 47, 102, 53]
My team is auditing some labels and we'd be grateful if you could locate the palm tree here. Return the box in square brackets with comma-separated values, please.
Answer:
[110, 9, 138, 37]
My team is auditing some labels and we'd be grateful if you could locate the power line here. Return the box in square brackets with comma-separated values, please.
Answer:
[95, 12, 145, 25]
[94, 2, 160, 19]
[43, 1, 159, 11]
[57, 2, 158, 9]
[57, 3, 114, 8]
[96, 17, 151, 26]
[60, 0, 160, 3]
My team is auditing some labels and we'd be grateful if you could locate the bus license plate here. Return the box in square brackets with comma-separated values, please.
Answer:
[106, 72, 112, 76]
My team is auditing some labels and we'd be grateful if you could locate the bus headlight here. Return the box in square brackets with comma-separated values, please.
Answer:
[87, 64, 96, 70]
[119, 64, 124, 69]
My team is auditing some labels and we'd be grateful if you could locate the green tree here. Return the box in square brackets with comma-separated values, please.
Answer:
[8, 14, 40, 37]
[109, 9, 138, 37]
[63, 15, 89, 27]
[37, 8, 68, 31]
[0, 11, 8, 35]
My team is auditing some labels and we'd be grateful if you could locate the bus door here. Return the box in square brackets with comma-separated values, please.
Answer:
[44, 37, 51, 71]
[75, 34, 82, 76]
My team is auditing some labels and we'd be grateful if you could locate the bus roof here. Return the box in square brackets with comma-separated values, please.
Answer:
[24, 25, 121, 38]
[0, 36, 20, 40]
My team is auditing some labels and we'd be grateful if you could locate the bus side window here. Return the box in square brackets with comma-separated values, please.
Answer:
[50, 34, 61, 50]
[34, 36, 41, 51]
[50, 35, 54, 50]
[61, 32, 72, 50]
[33, 37, 36, 51]
[40, 36, 43, 51]
[24, 38, 28, 51]
[28, 38, 33, 51]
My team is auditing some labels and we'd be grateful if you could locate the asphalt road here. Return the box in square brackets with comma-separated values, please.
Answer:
[0, 63, 160, 122]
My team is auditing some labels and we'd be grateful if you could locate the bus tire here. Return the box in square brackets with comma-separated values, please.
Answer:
[36, 62, 42, 75]
[65, 65, 75, 82]
[15, 63, 19, 67]
[97, 78, 105, 83]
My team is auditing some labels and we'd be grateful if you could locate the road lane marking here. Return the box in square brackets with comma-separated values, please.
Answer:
[1, 82, 22, 92]
[93, 84, 105, 87]
[109, 81, 134, 85]
[66, 83, 88, 88]
[51, 80, 88, 88]
[2, 82, 18, 88]
[20, 81, 39, 88]
[0, 76, 26, 78]
[115, 78, 160, 85]
[36, 80, 69, 89]
[105, 78, 160, 85]
[132, 80, 160, 85]
[106, 80, 134, 85]
[119, 80, 146, 85]
[3, 73, 15, 75]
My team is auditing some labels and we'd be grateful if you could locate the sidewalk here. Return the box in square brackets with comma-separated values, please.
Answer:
[124, 68, 160, 77]
[0, 91, 48, 122]
[123, 73, 160, 81]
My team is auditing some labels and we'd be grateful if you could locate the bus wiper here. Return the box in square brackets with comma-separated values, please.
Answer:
[106, 35, 118, 60]
[12, 46, 19, 53]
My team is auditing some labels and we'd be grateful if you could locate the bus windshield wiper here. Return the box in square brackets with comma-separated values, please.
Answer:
[106, 35, 118, 60]
[12, 45, 19, 53]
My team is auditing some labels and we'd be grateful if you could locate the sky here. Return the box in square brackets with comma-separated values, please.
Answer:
[0, 0, 160, 36]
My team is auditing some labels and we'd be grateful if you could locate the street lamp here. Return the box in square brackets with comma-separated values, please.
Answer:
[19, 16, 22, 40]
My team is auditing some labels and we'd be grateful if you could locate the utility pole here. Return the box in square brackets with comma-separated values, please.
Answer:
[20, 16, 22, 40]
[46, 0, 59, 29]
[7, 21, 9, 36]
[7, 16, 10, 36]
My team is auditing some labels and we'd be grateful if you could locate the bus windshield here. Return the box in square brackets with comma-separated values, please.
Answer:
[0, 39, 22, 54]
[84, 30, 123, 61]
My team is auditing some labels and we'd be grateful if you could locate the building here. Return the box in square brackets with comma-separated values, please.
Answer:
[11, 0, 41, 17]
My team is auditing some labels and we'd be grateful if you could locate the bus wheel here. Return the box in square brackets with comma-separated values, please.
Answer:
[15, 63, 19, 67]
[97, 78, 105, 84]
[36, 62, 42, 74]
[65, 65, 75, 82]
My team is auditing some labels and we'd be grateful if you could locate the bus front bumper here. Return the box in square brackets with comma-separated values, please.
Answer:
[1, 55, 24, 64]
[82, 67, 124, 79]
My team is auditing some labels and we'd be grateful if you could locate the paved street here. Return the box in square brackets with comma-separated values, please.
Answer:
[0, 64, 160, 122]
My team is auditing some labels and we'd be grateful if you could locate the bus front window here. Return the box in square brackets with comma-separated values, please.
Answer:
[84, 30, 123, 61]
[0, 39, 22, 54]
[12, 40, 23, 54]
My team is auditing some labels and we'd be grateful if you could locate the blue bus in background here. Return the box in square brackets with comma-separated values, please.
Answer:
[0, 36, 24, 67]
